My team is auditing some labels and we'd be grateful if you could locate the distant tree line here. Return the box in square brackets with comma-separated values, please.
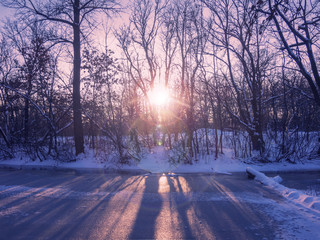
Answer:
[0, 0, 319, 163]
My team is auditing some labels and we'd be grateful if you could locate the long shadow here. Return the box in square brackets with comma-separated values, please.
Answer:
[166, 174, 195, 239]
[0, 170, 284, 239]
[0, 171, 145, 240]
[129, 174, 161, 239]
[178, 174, 281, 239]
[0, 171, 114, 212]
[50, 175, 145, 240]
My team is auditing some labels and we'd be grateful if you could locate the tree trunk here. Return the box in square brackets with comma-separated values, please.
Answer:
[0, 126, 10, 147]
[90, 119, 95, 149]
[186, 128, 193, 164]
[215, 125, 218, 159]
[24, 73, 32, 143]
[168, 130, 172, 149]
[73, 0, 84, 155]
[205, 127, 209, 155]
[24, 97, 29, 143]
[250, 131, 265, 153]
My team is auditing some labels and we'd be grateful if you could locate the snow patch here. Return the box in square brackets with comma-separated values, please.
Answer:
[246, 167, 320, 212]
[272, 175, 283, 183]
[1, 145, 320, 174]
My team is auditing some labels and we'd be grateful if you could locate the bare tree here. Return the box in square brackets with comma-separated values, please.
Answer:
[116, 0, 166, 148]
[0, 36, 15, 151]
[202, 0, 274, 155]
[3, 21, 52, 144]
[161, 5, 177, 88]
[258, 0, 320, 105]
[257, 0, 320, 154]
[1, 0, 119, 155]
[170, 0, 207, 162]
[159, 3, 178, 149]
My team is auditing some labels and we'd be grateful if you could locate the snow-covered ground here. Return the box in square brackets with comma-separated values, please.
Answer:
[247, 167, 320, 212]
[1, 145, 320, 174]
[246, 167, 320, 239]
[260, 195, 320, 240]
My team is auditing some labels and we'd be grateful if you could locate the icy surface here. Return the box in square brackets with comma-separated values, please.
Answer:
[1, 175, 320, 239]
[246, 167, 320, 212]
[246, 167, 320, 239]
[1, 148, 320, 239]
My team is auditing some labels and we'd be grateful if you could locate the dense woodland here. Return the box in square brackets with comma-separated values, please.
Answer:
[0, 0, 320, 164]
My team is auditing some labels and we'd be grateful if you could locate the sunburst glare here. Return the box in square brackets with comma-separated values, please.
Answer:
[148, 86, 170, 107]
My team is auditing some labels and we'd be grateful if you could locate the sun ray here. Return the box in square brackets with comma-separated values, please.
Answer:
[148, 86, 170, 107]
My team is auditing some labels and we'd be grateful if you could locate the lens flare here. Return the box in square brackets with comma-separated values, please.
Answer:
[148, 87, 170, 107]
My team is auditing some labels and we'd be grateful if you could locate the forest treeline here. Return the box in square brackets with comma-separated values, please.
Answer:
[0, 0, 319, 163]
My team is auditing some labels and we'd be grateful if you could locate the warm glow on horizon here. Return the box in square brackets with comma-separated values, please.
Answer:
[147, 86, 170, 107]
[158, 174, 170, 193]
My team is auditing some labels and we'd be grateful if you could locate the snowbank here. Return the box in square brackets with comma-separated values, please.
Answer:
[246, 167, 320, 212]
[1, 146, 320, 174]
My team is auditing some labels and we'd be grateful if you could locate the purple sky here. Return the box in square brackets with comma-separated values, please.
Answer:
[0, 5, 14, 25]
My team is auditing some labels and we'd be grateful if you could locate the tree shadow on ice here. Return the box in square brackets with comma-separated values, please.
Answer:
[128, 174, 161, 239]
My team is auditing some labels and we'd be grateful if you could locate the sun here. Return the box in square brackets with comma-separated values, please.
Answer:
[148, 86, 170, 107]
